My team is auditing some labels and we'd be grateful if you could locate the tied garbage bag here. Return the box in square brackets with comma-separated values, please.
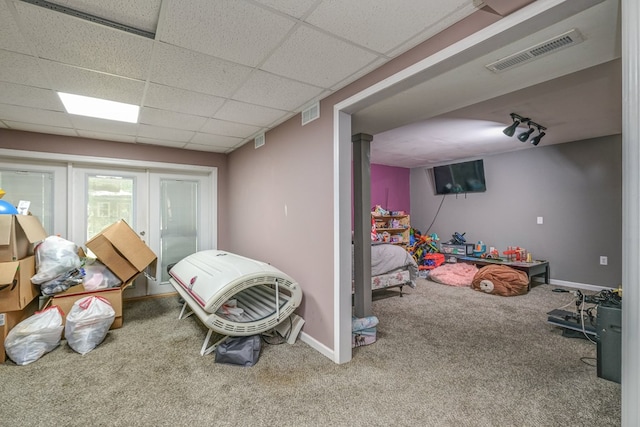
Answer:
[31, 236, 81, 285]
[65, 296, 115, 355]
[5, 306, 64, 366]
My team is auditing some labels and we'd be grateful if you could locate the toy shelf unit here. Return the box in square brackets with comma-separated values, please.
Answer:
[372, 214, 410, 247]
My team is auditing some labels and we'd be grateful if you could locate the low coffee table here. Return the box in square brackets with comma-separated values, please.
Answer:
[456, 256, 550, 290]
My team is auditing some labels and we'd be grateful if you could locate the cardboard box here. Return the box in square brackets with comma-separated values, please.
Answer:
[0, 215, 47, 262]
[1, 298, 39, 363]
[0, 256, 39, 312]
[86, 220, 157, 284]
[44, 282, 131, 331]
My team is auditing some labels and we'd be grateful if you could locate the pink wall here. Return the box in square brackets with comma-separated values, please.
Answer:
[226, 110, 335, 346]
[371, 164, 410, 213]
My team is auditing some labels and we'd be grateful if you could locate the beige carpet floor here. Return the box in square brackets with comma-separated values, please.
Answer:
[0, 278, 621, 426]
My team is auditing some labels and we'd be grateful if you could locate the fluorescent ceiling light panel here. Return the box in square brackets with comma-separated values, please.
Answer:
[58, 92, 139, 123]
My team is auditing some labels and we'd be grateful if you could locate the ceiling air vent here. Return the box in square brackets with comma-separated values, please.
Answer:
[485, 29, 584, 73]
[254, 133, 265, 149]
[301, 102, 320, 126]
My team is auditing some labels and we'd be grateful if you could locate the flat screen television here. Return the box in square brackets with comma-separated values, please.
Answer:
[432, 159, 486, 194]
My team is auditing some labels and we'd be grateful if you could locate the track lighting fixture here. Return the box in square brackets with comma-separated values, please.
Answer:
[504, 113, 547, 146]
[503, 113, 529, 137]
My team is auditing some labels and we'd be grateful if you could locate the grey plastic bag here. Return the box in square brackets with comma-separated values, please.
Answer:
[214, 335, 261, 367]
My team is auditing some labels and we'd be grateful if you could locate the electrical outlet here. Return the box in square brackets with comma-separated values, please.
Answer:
[600, 256, 608, 266]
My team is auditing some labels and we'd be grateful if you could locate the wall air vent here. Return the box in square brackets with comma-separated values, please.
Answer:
[301, 102, 320, 126]
[254, 133, 265, 149]
[485, 29, 584, 73]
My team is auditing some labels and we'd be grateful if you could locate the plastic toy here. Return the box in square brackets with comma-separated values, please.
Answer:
[446, 232, 467, 245]
[472, 241, 486, 257]
[503, 246, 528, 262]
[0, 199, 18, 215]
[409, 229, 441, 268]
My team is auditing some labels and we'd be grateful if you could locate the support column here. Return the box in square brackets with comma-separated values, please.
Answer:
[621, 0, 639, 423]
[352, 133, 373, 318]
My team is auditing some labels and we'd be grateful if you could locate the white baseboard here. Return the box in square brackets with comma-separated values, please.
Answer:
[299, 331, 335, 361]
[534, 277, 615, 292]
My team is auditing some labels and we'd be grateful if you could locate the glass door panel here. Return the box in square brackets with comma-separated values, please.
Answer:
[159, 179, 198, 282]
[148, 172, 212, 295]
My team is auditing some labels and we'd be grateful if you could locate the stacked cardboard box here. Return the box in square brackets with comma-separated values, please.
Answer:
[45, 220, 157, 330]
[1, 217, 157, 362]
[0, 215, 48, 362]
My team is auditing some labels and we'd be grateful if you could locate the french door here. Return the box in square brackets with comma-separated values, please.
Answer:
[72, 167, 213, 297]
[1, 150, 216, 298]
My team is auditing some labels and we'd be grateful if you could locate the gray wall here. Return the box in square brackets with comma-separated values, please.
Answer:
[410, 135, 622, 287]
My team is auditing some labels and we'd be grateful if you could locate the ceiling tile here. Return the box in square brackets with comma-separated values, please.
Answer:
[387, 2, 482, 57]
[261, 25, 379, 88]
[330, 57, 387, 91]
[233, 70, 325, 111]
[214, 100, 290, 127]
[159, 0, 295, 67]
[306, 0, 477, 54]
[0, 1, 32, 54]
[149, 42, 252, 97]
[136, 137, 186, 148]
[69, 115, 138, 135]
[190, 132, 243, 148]
[50, 0, 162, 33]
[76, 130, 136, 143]
[137, 124, 195, 142]
[0, 104, 73, 128]
[14, 1, 153, 79]
[44, 61, 145, 105]
[0, 50, 50, 88]
[0, 82, 63, 111]
[182, 142, 230, 153]
[253, 0, 319, 19]
[139, 107, 207, 131]
[199, 118, 262, 138]
[144, 83, 225, 116]
[4, 121, 78, 137]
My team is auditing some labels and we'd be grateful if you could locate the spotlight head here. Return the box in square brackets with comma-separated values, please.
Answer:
[503, 122, 519, 137]
[517, 123, 535, 142]
[528, 121, 547, 146]
[530, 131, 546, 146]
[503, 113, 529, 137]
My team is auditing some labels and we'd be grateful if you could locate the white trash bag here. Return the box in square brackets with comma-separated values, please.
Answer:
[5, 306, 64, 366]
[65, 296, 115, 355]
[31, 235, 82, 285]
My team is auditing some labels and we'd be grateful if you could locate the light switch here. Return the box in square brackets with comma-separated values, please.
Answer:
[537, 216, 543, 225]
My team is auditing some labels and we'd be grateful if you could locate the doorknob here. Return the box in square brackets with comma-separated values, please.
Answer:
[139, 231, 145, 236]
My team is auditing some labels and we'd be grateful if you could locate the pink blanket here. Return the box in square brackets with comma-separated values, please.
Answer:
[428, 263, 479, 287]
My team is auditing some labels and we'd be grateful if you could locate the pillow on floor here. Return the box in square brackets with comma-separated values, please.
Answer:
[428, 263, 479, 287]
[471, 265, 529, 296]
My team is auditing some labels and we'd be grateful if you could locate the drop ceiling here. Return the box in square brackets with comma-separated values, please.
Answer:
[0, 0, 486, 153]
[0, 0, 621, 168]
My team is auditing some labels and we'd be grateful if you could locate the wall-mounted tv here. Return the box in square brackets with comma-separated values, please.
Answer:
[433, 159, 486, 194]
